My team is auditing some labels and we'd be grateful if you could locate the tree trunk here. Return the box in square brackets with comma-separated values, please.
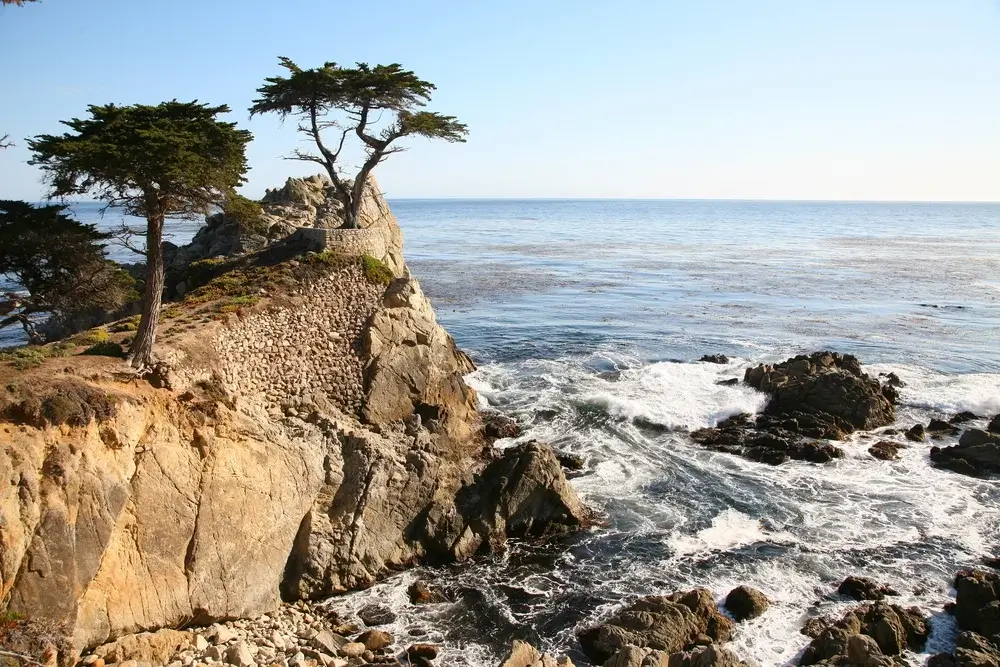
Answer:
[128, 210, 165, 370]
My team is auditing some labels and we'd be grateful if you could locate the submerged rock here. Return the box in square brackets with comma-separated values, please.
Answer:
[837, 576, 900, 601]
[577, 588, 733, 665]
[407, 580, 451, 605]
[482, 411, 522, 441]
[989, 414, 1000, 434]
[930, 429, 1000, 476]
[868, 440, 905, 461]
[691, 413, 846, 465]
[699, 354, 730, 364]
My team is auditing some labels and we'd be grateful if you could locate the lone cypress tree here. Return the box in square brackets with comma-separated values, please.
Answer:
[29, 101, 252, 369]
[250, 58, 468, 229]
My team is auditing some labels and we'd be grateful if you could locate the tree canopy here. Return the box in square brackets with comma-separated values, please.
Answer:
[0, 200, 133, 343]
[250, 58, 467, 228]
[28, 101, 252, 368]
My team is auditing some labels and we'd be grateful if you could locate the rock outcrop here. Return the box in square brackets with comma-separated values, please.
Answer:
[577, 589, 734, 666]
[724, 586, 770, 622]
[928, 569, 1000, 667]
[692, 352, 897, 465]
[931, 428, 1000, 477]
[0, 177, 589, 656]
[798, 602, 929, 666]
[498, 640, 574, 667]
[837, 576, 899, 602]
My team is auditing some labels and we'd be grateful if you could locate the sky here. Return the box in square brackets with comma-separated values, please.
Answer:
[1, 0, 1000, 201]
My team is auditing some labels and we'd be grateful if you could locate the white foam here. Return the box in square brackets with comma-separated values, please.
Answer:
[578, 360, 768, 430]
[668, 508, 798, 558]
[868, 363, 1000, 416]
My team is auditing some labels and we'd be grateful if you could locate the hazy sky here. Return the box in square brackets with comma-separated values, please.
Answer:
[2, 0, 999, 201]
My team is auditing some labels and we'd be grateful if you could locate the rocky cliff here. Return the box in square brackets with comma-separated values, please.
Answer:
[0, 177, 588, 658]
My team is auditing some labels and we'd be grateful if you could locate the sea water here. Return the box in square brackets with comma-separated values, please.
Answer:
[13, 199, 1000, 665]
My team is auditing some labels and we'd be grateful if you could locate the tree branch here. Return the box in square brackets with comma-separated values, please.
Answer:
[108, 220, 148, 257]
[0, 134, 12, 149]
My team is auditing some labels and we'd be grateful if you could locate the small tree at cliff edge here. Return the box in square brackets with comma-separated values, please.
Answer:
[29, 101, 252, 370]
[250, 58, 468, 229]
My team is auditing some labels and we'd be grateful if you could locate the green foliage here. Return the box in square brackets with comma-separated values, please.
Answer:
[28, 101, 253, 368]
[361, 255, 394, 285]
[28, 102, 253, 219]
[72, 328, 109, 346]
[0, 200, 132, 343]
[3, 348, 45, 370]
[83, 341, 125, 357]
[110, 315, 141, 332]
[224, 193, 268, 236]
[250, 58, 467, 228]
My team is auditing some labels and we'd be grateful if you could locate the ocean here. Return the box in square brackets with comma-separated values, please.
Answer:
[11, 199, 1000, 665]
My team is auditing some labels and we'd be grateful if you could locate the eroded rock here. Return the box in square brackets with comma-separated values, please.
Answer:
[931, 429, 1000, 477]
[798, 602, 929, 665]
[837, 576, 900, 601]
[724, 586, 770, 622]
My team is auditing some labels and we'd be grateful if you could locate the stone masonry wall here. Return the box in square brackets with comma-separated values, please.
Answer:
[215, 262, 385, 414]
[292, 227, 389, 260]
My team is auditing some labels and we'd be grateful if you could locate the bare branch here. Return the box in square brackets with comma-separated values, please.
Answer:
[107, 220, 148, 257]
[0, 133, 12, 149]
[0, 648, 47, 667]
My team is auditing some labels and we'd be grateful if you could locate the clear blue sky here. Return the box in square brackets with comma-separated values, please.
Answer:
[2, 0, 999, 201]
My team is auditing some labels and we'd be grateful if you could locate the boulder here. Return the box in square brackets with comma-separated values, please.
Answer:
[868, 441, 904, 461]
[724, 586, 770, 621]
[837, 576, 900, 601]
[951, 411, 982, 425]
[927, 418, 960, 437]
[699, 355, 730, 364]
[931, 429, 1000, 476]
[497, 640, 572, 667]
[798, 602, 929, 665]
[989, 414, 1000, 434]
[358, 604, 396, 627]
[952, 570, 1000, 640]
[407, 644, 439, 660]
[904, 424, 926, 442]
[92, 630, 193, 664]
[743, 352, 895, 430]
[356, 629, 393, 651]
[482, 411, 522, 441]
[407, 580, 450, 605]
[667, 644, 747, 667]
[577, 589, 733, 665]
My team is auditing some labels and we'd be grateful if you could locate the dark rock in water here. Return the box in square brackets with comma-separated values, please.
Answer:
[744, 351, 896, 430]
[951, 411, 982, 425]
[406, 644, 439, 660]
[691, 413, 845, 466]
[700, 354, 730, 364]
[725, 585, 771, 621]
[953, 569, 1000, 639]
[577, 588, 734, 664]
[837, 576, 900, 601]
[904, 424, 926, 442]
[927, 418, 960, 437]
[482, 411, 522, 440]
[798, 602, 929, 665]
[716, 378, 740, 386]
[930, 429, 1000, 476]
[983, 556, 1000, 570]
[801, 617, 832, 638]
[359, 603, 397, 626]
[694, 352, 894, 466]
[879, 372, 905, 388]
[555, 450, 586, 471]
[868, 441, 904, 461]
[989, 414, 1000, 434]
[407, 580, 451, 605]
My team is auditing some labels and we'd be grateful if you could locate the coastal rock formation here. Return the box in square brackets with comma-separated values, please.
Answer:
[692, 352, 897, 465]
[577, 589, 734, 665]
[0, 180, 588, 655]
[931, 428, 1000, 476]
[928, 569, 1000, 667]
[798, 602, 929, 666]
[498, 640, 574, 667]
[837, 576, 899, 601]
[724, 586, 770, 622]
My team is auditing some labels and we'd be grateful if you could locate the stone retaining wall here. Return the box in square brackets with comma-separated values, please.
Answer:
[215, 261, 384, 414]
[293, 227, 389, 260]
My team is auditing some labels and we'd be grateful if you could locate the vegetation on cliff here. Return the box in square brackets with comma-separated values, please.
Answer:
[28, 101, 252, 370]
[250, 57, 468, 229]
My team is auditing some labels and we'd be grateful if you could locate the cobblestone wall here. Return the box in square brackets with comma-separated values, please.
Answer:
[293, 227, 389, 260]
[215, 262, 385, 414]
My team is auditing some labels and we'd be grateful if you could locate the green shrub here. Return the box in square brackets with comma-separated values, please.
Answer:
[110, 315, 140, 332]
[83, 341, 125, 357]
[72, 328, 109, 346]
[4, 348, 45, 370]
[183, 257, 228, 291]
[225, 194, 268, 236]
[361, 255, 394, 286]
